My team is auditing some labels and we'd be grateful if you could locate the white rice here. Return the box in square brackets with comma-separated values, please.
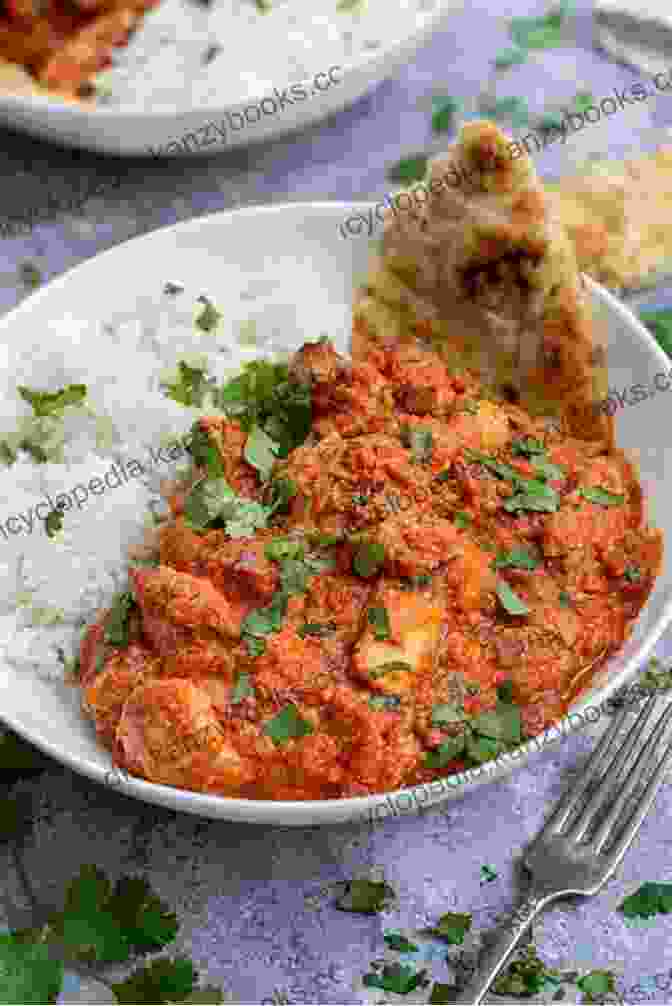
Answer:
[91, 0, 439, 112]
[0, 281, 317, 683]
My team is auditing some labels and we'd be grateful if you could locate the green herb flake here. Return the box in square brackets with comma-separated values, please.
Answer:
[367, 604, 390, 641]
[497, 678, 514, 702]
[576, 969, 617, 1003]
[433, 911, 472, 945]
[496, 579, 530, 616]
[431, 703, 465, 725]
[265, 476, 297, 514]
[453, 511, 471, 530]
[384, 931, 420, 953]
[472, 702, 522, 744]
[424, 733, 466, 768]
[363, 962, 426, 994]
[335, 878, 396, 914]
[353, 541, 385, 578]
[624, 563, 642, 583]
[162, 360, 213, 408]
[619, 881, 672, 920]
[533, 459, 566, 481]
[431, 95, 461, 134]
[18, 383, 87, 418]
[263, 704, 314, 745]
[297, 621, 335, 638]
[510, 437, 546, 458]
[0, 931, 63, 1005]
[45, 507, 63, 538]
[244, 424, 280, 482]
[429, 983, 455, 1004]
[480, 864, 498, 883]
[217, 359, 311, 457]
[186, 423, 225, 479]
[492, 547, 539, 571]
[492, 944, 563, 998]
[493, 46, 527, 68]
[639, 308, 672, 358]
[264, 538, 304, 562]
[559, 590, 572, 607]
[104, 591, 137, 648]
[387, 155, 429, 185]
[111, 956, 198, 1004]
[183, 477, 270, 537]
[579, 486, 625, 507]
[194, 295, 221, 334]
[231, 671, 254, 704]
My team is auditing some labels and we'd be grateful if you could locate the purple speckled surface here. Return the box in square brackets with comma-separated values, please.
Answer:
[2, 1, 672, 1002]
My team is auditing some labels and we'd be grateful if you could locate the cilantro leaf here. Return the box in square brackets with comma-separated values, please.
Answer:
[579, 486, 625, 507]
[481, 864, 498, 883]
[471, 702, 521, 744]
[559, 590, 572, 607]
[640, 308, 672, 358]
[194, 295, 221, 334]
[387, 155, 429, 184]
[431, 96, 461, 134]
[217, 360, 311, 457]
[619, 881, 672, 920]
[183, 478, 270, 537]
[496, 580, 530, 616]
[429, 983, 456, 1004]
[45, 507, 64, 538]
[231, 672, 254, 704]
[624, 563, 642, 583]
[497, 678, 514, 702]
[162, 361, 214, 408]
[425, 733, 466, 768]
[353, 542, 385, 578]
[433, 911, 472, 945]
[492, 945, 563, 998]
[453, 511, 471, 529]
[493, 46, 527, 68]
[298, 621, 335, 638]
[504, 488, 559, 513]
[492, 548, 538, 571]
[510, 437, 546, 458]
[431, 703, 465, 725]
[0, 931, 63, 1005]
[367, 604, 390, 641]
[335, 878, 396, 914]
[265, 477, 297, 514]
[186, 424, 225, 479]
[18, 383, 87, 418]
[384, 931, 420, 952]
[576, 969, 617, 1003]
[363, 963, 427, 994]
[104, 591, 137, 648]
[263, 704, 314, 745]
[112, 956, 197, 1003]
[244, 425, 280, 482]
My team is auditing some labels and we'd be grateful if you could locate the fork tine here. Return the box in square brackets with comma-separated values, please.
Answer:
[591, 700, 672, 855]
[536, 699, 639, 838]
[565, 695, 661, 843]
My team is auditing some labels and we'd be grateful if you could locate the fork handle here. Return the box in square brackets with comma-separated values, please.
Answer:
[449, 889, 558, 1004]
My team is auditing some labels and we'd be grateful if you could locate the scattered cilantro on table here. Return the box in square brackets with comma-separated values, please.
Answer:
[431, 96, 461, 135]
[335, 877, 396, 913]
[493, 46, 527, 68]
[112, 956, 198, 1003]
[508, 0, 573, 51]
[432, 911, 472, 945]
[576, 969, 617, 1003]
[491, 944, 564, 997]
[619, 881, 672, 920]
[480, 864, 498, 884]
[363, 962, 428, 993]
[384, 931, 420, 953]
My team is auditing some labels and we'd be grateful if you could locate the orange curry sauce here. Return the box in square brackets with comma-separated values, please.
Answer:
[78, 337, 662, 800]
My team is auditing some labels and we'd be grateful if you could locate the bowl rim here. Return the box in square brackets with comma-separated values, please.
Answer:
[1, 201, 671, 825]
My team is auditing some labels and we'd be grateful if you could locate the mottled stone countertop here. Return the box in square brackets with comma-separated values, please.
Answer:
[2, 0, 672, 1002]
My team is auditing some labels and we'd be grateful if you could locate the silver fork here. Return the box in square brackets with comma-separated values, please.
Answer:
[450, 692, 672, 1005]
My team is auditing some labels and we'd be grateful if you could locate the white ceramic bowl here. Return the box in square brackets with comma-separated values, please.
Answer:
[1, 200, 671, 825]
[0, 0, 461, 157]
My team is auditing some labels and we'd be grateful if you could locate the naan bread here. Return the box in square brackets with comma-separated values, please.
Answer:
[352, 120, 613, 445]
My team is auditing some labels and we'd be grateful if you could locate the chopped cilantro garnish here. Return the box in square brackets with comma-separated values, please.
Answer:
[336, 878, 396, 914]
[264, 538, 304, 562]
[471, 702, 521, 744]
[104, 591, 137, 648]
[639, 308, 672, 358]
[231, 671, 254, 704]
[162, 360, 214, 408]
[244, 424, 280, 482]
[194, 295, 221, 333]
[425, 733, 466, 768]
[576, 969, 617, 1003]
[492, 944, 563, 998]
[429, 983, 456, 1003]
[508, 4, 570, 50]
[624, 563, 642, 583]
[183, 477, 270, 537]
[18, 383, 87, 418]
[387, 155, 429, 184]
[433, 911, 472, 945]
[497, 678, 514, 702]
[45, 507, 63, 538]
[298, 621, 335, 638]
[496, 580, 530, 616]
[353, 541, 385, 578]
[265, 477, 297, 514]
[431, 95, 461, 134]
[367, 604, 390, 640]
[263, 704, 314, 745]
[579, 486, 625, 507]
[0, 932, 63, 1005]
[111, 956, 197, 1003]
[492, 547, 538, 571]
[503, 486, 560, 513]
[533, 459, 566, 480]
[493, 46, 527, 68]
[431, 703, 465, 725]
[400, 573, 432, 590]
[217, 359, 311, 457]
[384, 931, 420, 953]
[400, 423, 434, 463]
[511, 437, 546, 458]
[481, 864, 498, 883]
[453, 511, 471, 529]
[619, 881, 672, 920]
[186, 423, 225, 479]
[363, 963, 427, 994]
[559, 590, 572, 607]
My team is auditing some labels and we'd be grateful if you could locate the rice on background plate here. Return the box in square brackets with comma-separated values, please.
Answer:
[0, 278, 324, 687]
